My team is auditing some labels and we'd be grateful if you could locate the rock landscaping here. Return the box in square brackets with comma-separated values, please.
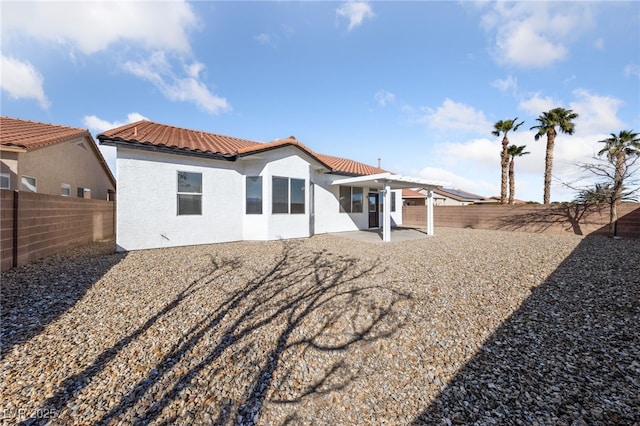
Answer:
[1, 228, 638, 425]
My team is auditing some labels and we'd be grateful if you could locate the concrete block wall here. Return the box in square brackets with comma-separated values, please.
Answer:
[1, 190, 115, 271]
[403, 203, 640, 238]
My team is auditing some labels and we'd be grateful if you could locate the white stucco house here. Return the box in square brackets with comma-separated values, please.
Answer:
[98, 120, 439, 251]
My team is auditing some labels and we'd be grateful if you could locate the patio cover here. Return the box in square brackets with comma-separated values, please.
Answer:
[331, 173, 442, 242]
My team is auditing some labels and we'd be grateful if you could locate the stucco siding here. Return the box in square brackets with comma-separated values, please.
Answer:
[241, 148, 313, 241]
[0, 152, 19, 190]
[116, 149, 244, 251]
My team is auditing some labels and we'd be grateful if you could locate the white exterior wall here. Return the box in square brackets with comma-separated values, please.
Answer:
[312, 172, 368, 234]
[116, 146, 405, 251]
[240, 149, 313, 241]
[116, 149, 244, 251]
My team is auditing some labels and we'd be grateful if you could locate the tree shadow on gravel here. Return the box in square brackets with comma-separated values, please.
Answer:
[413, 235, 640, 425]
[97, 241, 408, 426]
[26, 240, 409, 425]
[0, 240, 125, 360]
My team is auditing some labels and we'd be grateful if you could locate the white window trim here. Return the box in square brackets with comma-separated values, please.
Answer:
[177, 171, 202, 216]
[21, 175, 37, 192]
[0, 173, 9, 189]
[61, 183, 71, 196]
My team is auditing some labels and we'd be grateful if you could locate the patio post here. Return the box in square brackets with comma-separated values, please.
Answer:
[383, 183, 391, 242]
[427, 188, 434, 235]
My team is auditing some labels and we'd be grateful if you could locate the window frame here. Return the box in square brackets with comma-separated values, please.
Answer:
[21, 175, 37, 193]
[61, 183, 71, 197]
[339, 186, 364, 213]
[246, 176, 263, 215]
[272, 176, 306, 215]
[290, 178, 305, 214]
[77, 187, 91, 199]
[177, 171, 203, 216]
[0, 173, 9, 189]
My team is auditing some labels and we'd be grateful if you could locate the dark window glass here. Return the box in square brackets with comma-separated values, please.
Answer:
[272, 177, 289, 213]
[339, 186, 351, 213]
[177, 171, 202, 215]
[246, 176, 263, 214]
[290, 178, 305, 214]
[352, 187, 363, 213]
[177, 194, 202, 215]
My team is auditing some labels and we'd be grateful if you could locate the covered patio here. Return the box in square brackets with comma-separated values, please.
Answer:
[331, 173, 441, 242]
[331, 227, 431, 243]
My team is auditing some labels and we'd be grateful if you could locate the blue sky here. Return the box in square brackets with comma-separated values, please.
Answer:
[2, 1, 639, 203]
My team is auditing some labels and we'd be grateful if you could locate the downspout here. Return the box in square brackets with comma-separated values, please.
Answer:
[12, 190, 18, 268]
[427, 188, 434, 236]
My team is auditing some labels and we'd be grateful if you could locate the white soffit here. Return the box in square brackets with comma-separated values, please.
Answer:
[330, 173, 442, 189]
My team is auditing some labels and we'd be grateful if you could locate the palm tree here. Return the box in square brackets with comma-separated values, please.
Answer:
[530, 107, 579, 204]
[507, 144, 530, 204]
[597, 130, 640, 236]
[492, 118, 524, 204]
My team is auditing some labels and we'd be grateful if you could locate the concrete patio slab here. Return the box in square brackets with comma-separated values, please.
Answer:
[329, 227, 431, 242]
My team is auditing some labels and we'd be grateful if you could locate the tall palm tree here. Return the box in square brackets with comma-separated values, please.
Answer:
[492, 118, 524, 204]
[530, 107, 579, 204]
[597, 130, 640, 236]
[507, 144, 530, 204]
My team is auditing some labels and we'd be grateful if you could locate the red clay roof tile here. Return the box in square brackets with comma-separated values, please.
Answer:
[99, 120, 387, 176]
[1, 116, 89, 150]
[1, 116, 116, 187]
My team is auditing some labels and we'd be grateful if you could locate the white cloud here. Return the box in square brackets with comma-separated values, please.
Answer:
[83, 112, 149, 134]
[122, 52, 230, 114]
[519, 93, 558, 117]
[593, 38, 604, 50]
[481, 2, 593, 68]
[337, 2, 375, 31]
[569, 88, 624, 135]
[374, 90, 395, 107]
[0, 54, 50, 109]
[255, 33, 275, 47]
[83, 112, 150, 177]
[414, 99, 492, 134]
[624, 64, 640, 79]
[435, 138, 500, 169]
[416, 166, 497, 198]
[491, 75, 518, 94]
[1, 1, 198, 55]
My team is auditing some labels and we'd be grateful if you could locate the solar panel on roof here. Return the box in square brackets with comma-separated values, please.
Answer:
[441, 188, 484, 200]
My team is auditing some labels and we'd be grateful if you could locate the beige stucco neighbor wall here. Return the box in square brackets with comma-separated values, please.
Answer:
[4, 136, 115, 200]
[402, 203, 640, 238]
[1, 190, 115, 271]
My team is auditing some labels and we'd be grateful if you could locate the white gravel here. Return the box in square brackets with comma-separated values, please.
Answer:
[1, 228, 638, 425]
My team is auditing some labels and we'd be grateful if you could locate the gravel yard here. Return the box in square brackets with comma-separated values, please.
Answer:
[1, 228, 639, 425]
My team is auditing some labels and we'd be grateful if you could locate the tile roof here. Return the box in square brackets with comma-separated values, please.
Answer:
[1, 116, 89, 150]
[98, 120, 387, 177]
[1, 116, 116, 187]
[402, 188, 426, 198]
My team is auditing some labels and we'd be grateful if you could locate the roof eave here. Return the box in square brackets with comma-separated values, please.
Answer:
[98, 137, 237, 162]
[0, 145, 28, 153]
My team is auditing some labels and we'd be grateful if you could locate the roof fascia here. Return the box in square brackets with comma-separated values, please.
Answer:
[99, 137, 237, 162]
[237, 143, 332, 171]
[0, 145, 27, 153]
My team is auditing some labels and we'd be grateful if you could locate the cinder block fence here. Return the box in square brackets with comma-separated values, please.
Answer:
[403, 203, 640, 238]
[1, 190, 115, 271]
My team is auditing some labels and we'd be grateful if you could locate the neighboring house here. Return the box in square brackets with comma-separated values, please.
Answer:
[418, 187, 490, 206]
[402, 188, 427, 206]
[0, 117, 116, 200]
[98, 120, 439, 251]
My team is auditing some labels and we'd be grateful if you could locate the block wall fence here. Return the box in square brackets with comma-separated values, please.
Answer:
[1, 190, 115, 271]
[403, 203, 640, 239]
